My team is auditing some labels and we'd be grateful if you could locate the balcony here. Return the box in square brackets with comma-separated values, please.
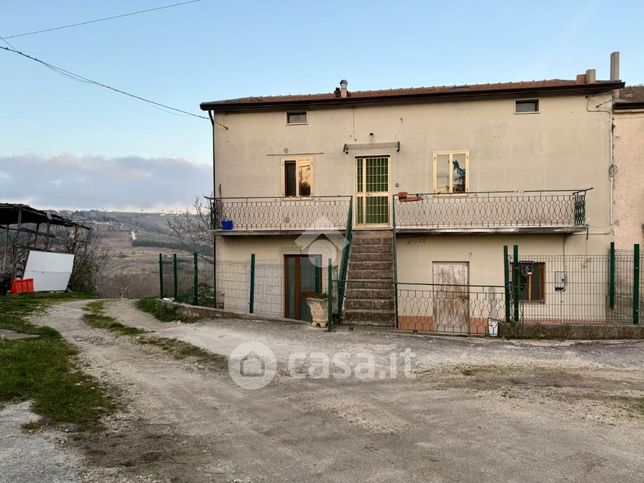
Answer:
[393, 189, 589, 233]
[211, 196, 352, 235]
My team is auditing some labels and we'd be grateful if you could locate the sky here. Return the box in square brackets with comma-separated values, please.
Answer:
[1, 0, 643, 211]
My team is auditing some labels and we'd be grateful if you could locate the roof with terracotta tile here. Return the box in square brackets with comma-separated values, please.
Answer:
[201, 78, 623, 112]
[614, 85, 644, 109]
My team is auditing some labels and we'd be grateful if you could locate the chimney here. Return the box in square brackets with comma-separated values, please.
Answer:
[610, 51, 620, 99]
[585, 68, 596, 83]
[339, 79, 349, 98]
[610, 51, 620, 80]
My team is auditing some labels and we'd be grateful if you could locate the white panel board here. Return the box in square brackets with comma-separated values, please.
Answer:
[23, 251, 75, 292]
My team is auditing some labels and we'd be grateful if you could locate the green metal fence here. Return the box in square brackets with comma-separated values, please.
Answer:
[159, 252, 337, 322]
[505, 244, 642, 326]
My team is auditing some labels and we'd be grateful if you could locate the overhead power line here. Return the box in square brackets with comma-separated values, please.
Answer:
[0, 45, 208, 120]
[2, 0, 202, 39]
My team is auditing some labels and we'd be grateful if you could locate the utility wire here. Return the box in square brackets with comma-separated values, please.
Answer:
[0, 45, 208, 120]
[3, 0, 202, 39]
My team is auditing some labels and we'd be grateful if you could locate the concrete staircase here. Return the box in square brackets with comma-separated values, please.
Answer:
[343, 230, 396, 326]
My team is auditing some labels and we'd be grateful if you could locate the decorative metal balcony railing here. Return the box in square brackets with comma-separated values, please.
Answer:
[394, 189, 589, 231]
[211, 196, 352, 232]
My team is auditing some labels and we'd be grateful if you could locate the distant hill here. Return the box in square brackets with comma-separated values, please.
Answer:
[60, 210, 211, 256]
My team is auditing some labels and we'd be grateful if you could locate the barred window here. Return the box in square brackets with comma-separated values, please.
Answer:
[515, 99, 539, 113]
[286, 111, 307, 124]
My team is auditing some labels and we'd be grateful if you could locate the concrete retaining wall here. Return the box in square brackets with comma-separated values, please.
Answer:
[499, 321, 644, 339]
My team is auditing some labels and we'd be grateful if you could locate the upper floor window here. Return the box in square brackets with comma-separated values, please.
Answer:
[433, 151, 469, 194]
[283, 158, 312, 197]
[515, 99, 539, 113]
[286, 111, 307, 124]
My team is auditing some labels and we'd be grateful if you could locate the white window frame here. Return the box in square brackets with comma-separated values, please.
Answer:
[281, 157, 313, 197]
[432, 150, 470, 194]
[514, 99, 540, 114]
[286, 111, 308, 125]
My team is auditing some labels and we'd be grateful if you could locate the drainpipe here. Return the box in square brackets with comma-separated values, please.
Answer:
[208, 109, 217, 306]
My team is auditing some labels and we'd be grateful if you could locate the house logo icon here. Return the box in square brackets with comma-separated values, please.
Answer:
[295, 216, 349, 267]
[240, 351, 265, 377]
[228, 342, 277, 389]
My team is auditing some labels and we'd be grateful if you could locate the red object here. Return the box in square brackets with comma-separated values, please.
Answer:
[11, 279, 34, 294]
[398, 191, 422, 202]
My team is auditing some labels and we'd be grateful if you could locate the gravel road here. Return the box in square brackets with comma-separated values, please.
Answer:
[3, 299, 643, 482]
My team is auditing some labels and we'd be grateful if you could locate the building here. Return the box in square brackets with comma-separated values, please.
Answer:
[613, 85, 644, 248]
[200, 53, 627, 332]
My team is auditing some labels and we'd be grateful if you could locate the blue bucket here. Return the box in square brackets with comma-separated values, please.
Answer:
[221, 220, 234, 230]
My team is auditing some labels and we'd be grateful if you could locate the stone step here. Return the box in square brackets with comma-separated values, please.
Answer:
[344, 280, 393, 290]
[350, 252, 393, 262]
[348, 260, 393, 272]
[347, 319, 396, 327]
[346, 269, 393, 280]
[349, 244, 392, 254]
[345, 298, 395, 311]
[344, 309, 396, 324]
[352, 237, 392, 246]
[345, 288, 394, 299]
[352, 230, 393, 239]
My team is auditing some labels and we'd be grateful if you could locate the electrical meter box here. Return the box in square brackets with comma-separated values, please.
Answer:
[555, 271, 566, 291]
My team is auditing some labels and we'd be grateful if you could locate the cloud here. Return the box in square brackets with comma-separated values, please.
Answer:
[0, 154, 212, 211]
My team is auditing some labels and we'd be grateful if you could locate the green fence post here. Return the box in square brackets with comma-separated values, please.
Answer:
[503, 245, 511, 323]
[513, 244, 520, 322]
[609, 241, 615, 310]
[327, 259, 333, 331]
[249, 253, 255, 314]
[159, 253, 164, 298]
[173, 253, 178, 300]
[634, 244, 640, 325]
[193, 252, 199, 305]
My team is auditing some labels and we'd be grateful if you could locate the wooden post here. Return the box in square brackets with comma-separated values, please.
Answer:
[11, 206, 23, 280]
[44, 220, 51, 250]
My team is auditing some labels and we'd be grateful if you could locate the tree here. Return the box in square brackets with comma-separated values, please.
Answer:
[166, 195, 214, 256]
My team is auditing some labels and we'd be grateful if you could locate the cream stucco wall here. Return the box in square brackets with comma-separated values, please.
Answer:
[613, 109, 644, 248]
[210, 93, 612, 304]
[214, 93, 613, 234]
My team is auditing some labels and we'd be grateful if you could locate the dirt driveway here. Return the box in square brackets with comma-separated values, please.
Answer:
[12, 300, 644, 482]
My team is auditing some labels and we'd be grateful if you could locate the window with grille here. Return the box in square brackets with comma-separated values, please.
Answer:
[283, 158, 312, 197]
[286, 111, 307, 124]
[515, 99, 539, 113]
[433, 151, 469, 193]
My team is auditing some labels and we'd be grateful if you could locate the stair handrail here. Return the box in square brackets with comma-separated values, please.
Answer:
[336, 196, 353, 320]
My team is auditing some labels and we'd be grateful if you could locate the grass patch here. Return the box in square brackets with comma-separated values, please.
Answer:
[86, 299, 225, 368]
[136, 297, 198, 323]
[0, 293, 116, 431]
[140, 337, 226, 367]
[83, 301, 145, 336]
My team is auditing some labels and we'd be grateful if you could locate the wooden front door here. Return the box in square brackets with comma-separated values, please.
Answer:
[284, 255, 321, 321]
[432, 262, 469, 334]
[355, 156, 390, 227]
